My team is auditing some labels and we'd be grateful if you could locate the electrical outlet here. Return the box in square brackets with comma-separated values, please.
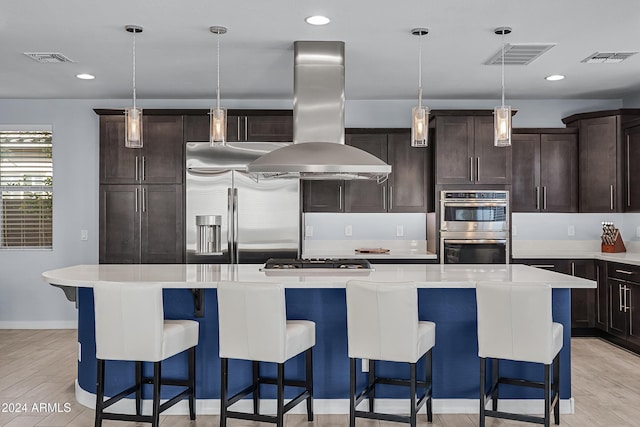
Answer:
[305, 225, 313, 237]
[636, 226, 640, 238]
[568, 225, 575, 236]
[396, 225, 404, 237]
[345, 225, 353, 236]
[361, 358, 369, 372]
[80, 229, 88, 241]
[512, 225, 517, 236]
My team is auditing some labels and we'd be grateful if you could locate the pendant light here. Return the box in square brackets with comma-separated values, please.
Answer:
[494, 26, 512, 147]
[124, 25, 143, 149]
[210, 26, 227, 146]
[411, 28, 429, 147]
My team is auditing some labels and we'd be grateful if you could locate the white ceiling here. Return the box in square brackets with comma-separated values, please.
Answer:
[2, 0, 640, 101]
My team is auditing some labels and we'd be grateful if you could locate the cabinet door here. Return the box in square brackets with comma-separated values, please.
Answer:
[435, 116, 474, 184]
[595, 260, 608, 331]
[474, 116, 512, 184]
[100, 115, 138, 184]
[540, 133, 578, 212]
[99, 185, 141, 264]
[141, 116, 184, 184]
[511, 133, 540, 212]
[183, 115, 209, 142]
[245, 115, 293, 142]
[345, 133, 387, 212]
[387, 131, 427, 212]
[140, 185, 184, 263]
[226, 115, 242, 142]
[570, 260, 595, 328]
[624, 125, 640, 212]
[302, 181, 344, 212]
[627, 283, 640, 347]
[608, 279, 628, 338]
[579, 116, 619, 212]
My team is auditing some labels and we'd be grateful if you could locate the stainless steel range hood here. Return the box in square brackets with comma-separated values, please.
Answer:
[247, 41, 391, 181]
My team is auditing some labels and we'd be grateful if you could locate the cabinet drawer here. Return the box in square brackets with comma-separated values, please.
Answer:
[608, 263, 640, 282]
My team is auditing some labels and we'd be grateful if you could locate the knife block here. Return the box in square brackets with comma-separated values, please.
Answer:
[602, 233, 626, 253]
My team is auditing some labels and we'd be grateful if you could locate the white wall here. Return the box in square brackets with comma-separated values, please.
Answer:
[0, 96, 626, 327]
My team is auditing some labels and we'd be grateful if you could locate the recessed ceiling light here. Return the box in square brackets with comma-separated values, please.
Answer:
[545, 74, 565, 81]
[76, 73, 95, 80]
[305, 15, 330, 26]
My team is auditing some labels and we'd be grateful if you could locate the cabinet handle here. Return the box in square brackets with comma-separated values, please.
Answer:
[629, 288, 633, 331]
[571, 261, 575, 276]
[620, 283, 624, 312]
[543, 186, 547, 210]
[469, 157, 473, 182]
[596, 264, 601, 323]
[610, 184, 615, 211]
[476, 157, 480, 182]
[339, 186, 343, 211]
[615, 269, 633, 275]
[382, 186, 386, 210]
[141, 156, 146, 181]
[244, 117, 248, 141]
[237, 117, 241, 140]
[389, 186, 393, 210]
[142, 187, 147, 212]
[135, 156, 139, 181]
[535, 186, 540, 210]
[531, 264, 556, 269]
[135, 188, 139, 212]
[627, 135, 631, 207]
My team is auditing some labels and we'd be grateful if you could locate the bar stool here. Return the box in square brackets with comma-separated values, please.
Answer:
[93, 282, 199, 427]
[217, 281, 315, 427]
[476, 281, 562, 427]
[345, 280, 435, 427]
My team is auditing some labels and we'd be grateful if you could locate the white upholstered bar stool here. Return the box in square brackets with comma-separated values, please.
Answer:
[217, 281, 315, 427]
[476, 281, 562, 427]
[93, 282, 199, 427]
[346, 280, 435, 427]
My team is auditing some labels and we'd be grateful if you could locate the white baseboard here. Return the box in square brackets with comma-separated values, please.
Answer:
[76, 380, 574, 415]
[0, 321, 77, 329]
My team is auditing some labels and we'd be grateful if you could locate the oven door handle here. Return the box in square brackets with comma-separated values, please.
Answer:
[444, 239, 507, 244]
[442, 202, 508, 207]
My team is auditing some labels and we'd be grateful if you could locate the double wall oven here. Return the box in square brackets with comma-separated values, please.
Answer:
[440, 190, 509, 264]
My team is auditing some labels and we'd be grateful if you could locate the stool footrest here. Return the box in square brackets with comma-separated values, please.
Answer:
[484, 409, 546, 425]
[355, 410, 412, 424]
[101, 385, 139, 409]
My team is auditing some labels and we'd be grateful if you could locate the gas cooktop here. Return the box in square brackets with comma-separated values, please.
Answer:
[261, 258, 373, 275]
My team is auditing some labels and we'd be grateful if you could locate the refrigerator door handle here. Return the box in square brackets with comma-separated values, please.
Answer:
[227, 188, 234, 264]
[233, 188, 239, 264]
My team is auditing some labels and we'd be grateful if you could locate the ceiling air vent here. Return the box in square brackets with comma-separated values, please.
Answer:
[581, 52, 638, 64]
[485, 43, 556, 65]
[23, 52, 75, 63]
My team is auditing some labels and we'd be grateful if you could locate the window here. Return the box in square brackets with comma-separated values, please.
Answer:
[0, 130, 53, 249]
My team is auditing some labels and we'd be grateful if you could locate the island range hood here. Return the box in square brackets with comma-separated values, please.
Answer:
[247, 41, 391, 181]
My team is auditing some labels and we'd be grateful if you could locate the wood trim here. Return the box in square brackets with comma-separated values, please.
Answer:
[561, 108, 640, 125]
[430, 109, 518, 117]
[512, 127, 577, 134]
[346, 128, 409, 134]
[94, 108, 293, 116]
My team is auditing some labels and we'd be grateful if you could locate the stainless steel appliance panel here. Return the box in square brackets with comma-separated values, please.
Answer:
[186, 142, 300, 264]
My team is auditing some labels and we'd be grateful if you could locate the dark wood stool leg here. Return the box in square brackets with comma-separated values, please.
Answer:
[479, 357, 486, 427]
[188, 347, 196, 420]
[491, 358, 499, 411]
[252, 361, 260, 415]
[94, 359, 105, 427]
[368, 359, 375, 412]
[306, 348, 314, 421]
[544, 363, 551, 427]
[426, 349, 433, 422]
[410, 362, 417, 427]
[151, 361, 161, 427]
[220, 358, 228, 427]
[349, 358, 356, 427]
[276, 363, 285, 427]
[135, 361, 142, 416]
[554, 354, 560, 425]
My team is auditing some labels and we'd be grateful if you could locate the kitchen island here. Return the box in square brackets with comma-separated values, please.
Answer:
[43, 264, 594, 415]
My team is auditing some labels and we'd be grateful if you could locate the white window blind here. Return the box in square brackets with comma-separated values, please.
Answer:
[0, 130, 53, 248]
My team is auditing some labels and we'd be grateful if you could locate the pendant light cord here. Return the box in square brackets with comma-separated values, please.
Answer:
[418, 32, 423, 109]
[501, 29, 505, 107]
[132, 30, 137, 109]
[216, 32, 221, 110]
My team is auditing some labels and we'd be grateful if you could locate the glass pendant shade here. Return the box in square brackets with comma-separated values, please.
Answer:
[125, 107, 143, 148]
[411, 106, 429, 147]
[494, 105, 512, 147]
[210, 107, 226, 145]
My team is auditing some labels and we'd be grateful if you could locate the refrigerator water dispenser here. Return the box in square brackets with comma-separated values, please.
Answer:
[196, 215, 222, 254]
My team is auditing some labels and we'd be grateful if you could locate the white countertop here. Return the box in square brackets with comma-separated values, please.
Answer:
[302, 239, 437, 260]
[42, 264, 595, 289]
[512, 240, 640, 266]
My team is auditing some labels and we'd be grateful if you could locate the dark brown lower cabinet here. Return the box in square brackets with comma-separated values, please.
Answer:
[595, 260, 608, 331]
[607, 263, 640, 349]
[100, 184, 184, 264]
[515, 259, 595, 331]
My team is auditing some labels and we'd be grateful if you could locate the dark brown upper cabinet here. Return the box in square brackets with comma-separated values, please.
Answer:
[433, 112, 511, 185]
[623, 123, 640, 212]
[183, 110, 293, 143]
[511, 129, 578, 212]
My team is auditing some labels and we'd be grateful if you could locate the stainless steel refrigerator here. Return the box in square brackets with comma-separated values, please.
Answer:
[185, 141, 300, 264]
